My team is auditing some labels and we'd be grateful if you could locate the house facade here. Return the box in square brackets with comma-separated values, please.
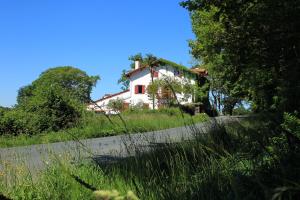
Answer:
[88, 59, 207, 113]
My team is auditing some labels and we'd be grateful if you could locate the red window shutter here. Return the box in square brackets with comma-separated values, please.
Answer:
[135, 85, 138, 94]
[142, 85, 145, 94]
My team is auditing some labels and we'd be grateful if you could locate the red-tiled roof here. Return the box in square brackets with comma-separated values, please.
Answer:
[126, 66, 208, 78]
[95, 89, 130, 102]
[125, 66, 149, 77]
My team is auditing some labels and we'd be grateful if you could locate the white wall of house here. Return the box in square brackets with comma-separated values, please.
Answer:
[88, 90, 131, 114]
[129, 68, 153, 107]
[129, 65, 195, 109]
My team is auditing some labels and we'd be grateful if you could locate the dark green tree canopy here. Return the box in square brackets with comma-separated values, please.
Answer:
[181, 0, 300, 114]
[10, 66, 100, 134]
[35, 67, 99, 103]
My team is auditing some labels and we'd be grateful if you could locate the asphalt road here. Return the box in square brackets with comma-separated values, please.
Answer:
[0, 116, 242, 175]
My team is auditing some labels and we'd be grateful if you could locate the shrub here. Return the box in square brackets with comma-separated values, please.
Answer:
[158, 107, 182, 116]
[179, 104, 195, 115]
[107, 98, 124, 112]
[0, 109, 39, 135]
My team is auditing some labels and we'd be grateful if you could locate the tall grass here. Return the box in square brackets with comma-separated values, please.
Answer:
[0, 110, 208, 148]
[1, 115, 299, 199]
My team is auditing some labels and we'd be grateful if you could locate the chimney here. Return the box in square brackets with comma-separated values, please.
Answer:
[134, 60, 141, 70]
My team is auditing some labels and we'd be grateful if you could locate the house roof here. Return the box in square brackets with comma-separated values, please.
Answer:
[125, 58, 207, 78]
[125, 66, 148, 77]
[95, 89, 130, 102]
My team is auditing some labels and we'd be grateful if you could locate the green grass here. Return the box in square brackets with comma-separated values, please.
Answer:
[1, 116, 299, 199]
[0, 110, 209, 148]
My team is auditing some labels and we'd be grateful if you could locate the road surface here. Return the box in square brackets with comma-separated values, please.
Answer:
[0, 116, 243, 175]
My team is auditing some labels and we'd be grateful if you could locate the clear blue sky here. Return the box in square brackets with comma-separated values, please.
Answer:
[0, 0, 194, 107]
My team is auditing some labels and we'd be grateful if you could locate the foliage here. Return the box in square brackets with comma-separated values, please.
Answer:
[158, 58, 196, 78]
[2, 116, 300, 199]
[129, 101, 146, 111]
[181, 0, 300, 114]
[282, 112, 300, 140]
[118, 70, 130, 91]
[179, 103, 195, 115]
[147, 77, 194, 107]
[0, 67, 99, 135]
[157, 107, 182, 116]
[128, 53, 143, 69]
[17, 85, 34, 105]
[18, 66, 99, 104]
[0, 109, 39, 135]
[107, 98, 124, 112]
[0, 111, 208, 148]
[232, 104, 251, 116]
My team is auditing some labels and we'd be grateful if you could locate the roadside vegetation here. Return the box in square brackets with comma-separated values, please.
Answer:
[0, 108, 208, 148]
[1, 114, 299, 200]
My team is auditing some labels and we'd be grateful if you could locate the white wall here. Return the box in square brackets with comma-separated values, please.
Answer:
[129, 65, 195, 109]
[88, 90, 131, 114]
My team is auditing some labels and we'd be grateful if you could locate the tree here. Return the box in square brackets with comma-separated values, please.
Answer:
[12, 66, 100, 133]
[27, 66, 100, 103]
[117, 53, 144, 90]
[118, 70, 130, 91]
[144, 54, 160, 109]
[181, 0, 300, 114]
[17, 85, 34, 105]
[107, 98, 124, 112]
[128, 53, 143, 69]
[147, 77, 192, 108]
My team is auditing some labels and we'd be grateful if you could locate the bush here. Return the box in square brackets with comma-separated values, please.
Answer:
[158, 107, 182, 116]
[0, 88, 84, 136]
[179, 104, 195, 115]
[107, 98, 124, 112]
[0, 109, 39, 135]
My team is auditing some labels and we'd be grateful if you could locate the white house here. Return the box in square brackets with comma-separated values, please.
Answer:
[88, 59, 207, 113]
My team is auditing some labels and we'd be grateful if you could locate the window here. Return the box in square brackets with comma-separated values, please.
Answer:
[135, 85, 145, 94]
[153, 71, 159, 78]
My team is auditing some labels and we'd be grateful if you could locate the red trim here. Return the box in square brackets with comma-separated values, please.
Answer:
[95, 89, 130, 102]
[126, 66, 154, 78]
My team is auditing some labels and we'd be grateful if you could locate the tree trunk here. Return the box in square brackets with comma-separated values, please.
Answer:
[150, 67, 155, 110]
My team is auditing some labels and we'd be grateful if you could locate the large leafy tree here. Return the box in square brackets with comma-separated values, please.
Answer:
[18, 67, 99, 104]
[186, 5, 243, 115]
[181, 0, 300, 114]
[13, 66, 100, 133]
